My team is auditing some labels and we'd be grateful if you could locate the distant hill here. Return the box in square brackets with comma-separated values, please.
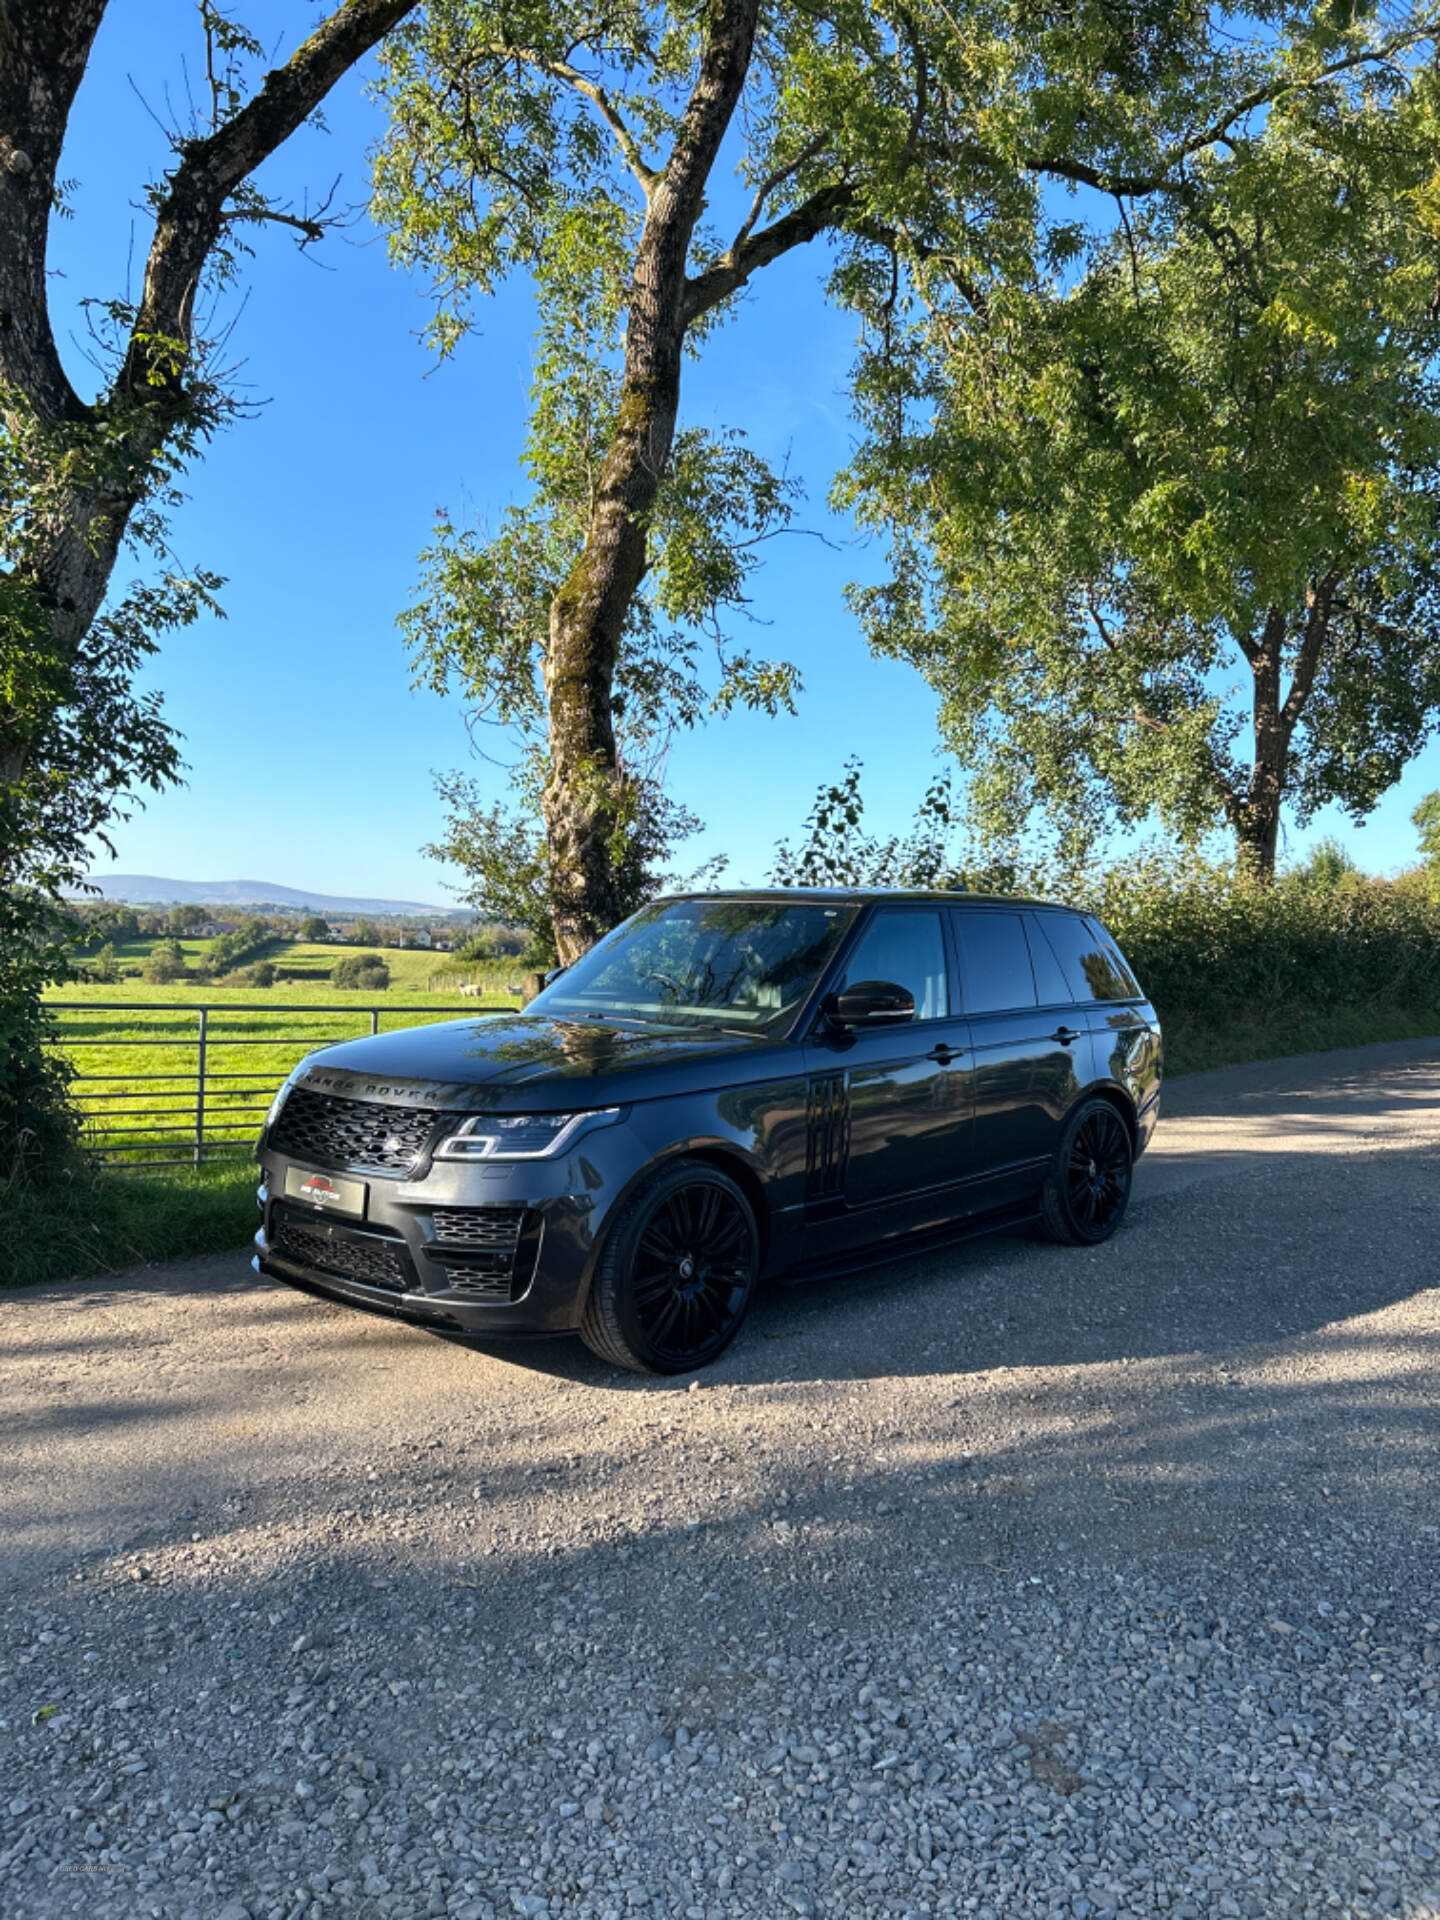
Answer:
[68, 875, 444, 914]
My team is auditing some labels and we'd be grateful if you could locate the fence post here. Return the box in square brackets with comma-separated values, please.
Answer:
[370, 1007, 380, 1036]
[195, 1006, 208, 1168]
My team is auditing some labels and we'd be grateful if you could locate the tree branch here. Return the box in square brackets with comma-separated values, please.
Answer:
[1083, 591, 1121, 653]
[732, 135, 829, 254]
[682, 181, 854, 326]
[122, 0, 417, 399]
[1280, 569, 1342, 735]
[1026, 20, 1440, 198]
[219, 204, 325, 244]
[0, 0, 109, 424]
[531, 55, 660, 197]
[219, 178, 346, 248]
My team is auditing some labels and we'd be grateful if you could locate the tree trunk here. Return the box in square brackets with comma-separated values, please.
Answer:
[1231, 583, 1337, 881]
[1234, 608, 1289, 881]
[541, 0, 761, 965]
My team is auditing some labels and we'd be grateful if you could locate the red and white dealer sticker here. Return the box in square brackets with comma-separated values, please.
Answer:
[283, 1167, 367, 1216]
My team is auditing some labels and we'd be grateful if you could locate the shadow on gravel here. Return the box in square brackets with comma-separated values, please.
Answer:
[2, 1129, 1437, 1590]
[475, 1134, 1440, 1392]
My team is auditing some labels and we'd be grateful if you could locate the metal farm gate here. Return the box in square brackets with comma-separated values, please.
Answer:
[46, 1001, 480, 1170]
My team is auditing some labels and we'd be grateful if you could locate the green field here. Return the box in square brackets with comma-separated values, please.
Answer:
[45, 943, 526, 1167]
[72, 933, 523, 996]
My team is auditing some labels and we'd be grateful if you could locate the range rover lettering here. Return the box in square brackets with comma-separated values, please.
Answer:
[254, 891, 1161, 1373]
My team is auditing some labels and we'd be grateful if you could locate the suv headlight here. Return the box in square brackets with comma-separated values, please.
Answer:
[433, 1107, 623, 1162]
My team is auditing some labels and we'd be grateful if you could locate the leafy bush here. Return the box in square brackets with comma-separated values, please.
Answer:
[331, 952, 390, 990]
[453, 922, 529, 962]
[208, 917, 276, 973]
[142, 944, 188, 984]
[0, 893, 79, 1183]
[216, 958, 277, 988]
[82, 941, 120, 984]
[1062, 852, 1440, 1032]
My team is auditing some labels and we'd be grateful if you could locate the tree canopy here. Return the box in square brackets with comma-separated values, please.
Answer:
[373, 0, 1397, 949]
[843, 16, 1440, 875]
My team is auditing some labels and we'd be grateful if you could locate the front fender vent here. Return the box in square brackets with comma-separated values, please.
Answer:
[805, 1073, 849, 1200]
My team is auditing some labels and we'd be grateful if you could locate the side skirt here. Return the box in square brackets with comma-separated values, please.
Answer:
[773, 1200, 1042, 1287]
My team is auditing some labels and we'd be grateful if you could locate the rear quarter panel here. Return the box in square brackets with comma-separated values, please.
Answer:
[1088, 1000, 1163, 1152]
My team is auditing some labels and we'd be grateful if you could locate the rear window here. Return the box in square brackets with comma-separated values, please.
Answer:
[1035, 912, 1140, 1002]
[951, 910, 1036, 1015]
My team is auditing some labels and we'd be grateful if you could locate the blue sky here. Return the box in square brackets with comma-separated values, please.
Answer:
[57, 2, 1440, 906]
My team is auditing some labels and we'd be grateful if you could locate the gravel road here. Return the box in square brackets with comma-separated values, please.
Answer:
[2, 1039, 1439, 1920]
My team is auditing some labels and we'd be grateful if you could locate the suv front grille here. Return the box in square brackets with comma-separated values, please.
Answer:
[270, 1088, 439, 1174]
[426, 1207, 538, 1302]
[272, 1213, 411, 1295]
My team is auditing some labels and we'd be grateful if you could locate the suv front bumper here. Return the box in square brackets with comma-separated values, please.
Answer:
[252, 1123, 651, 1335]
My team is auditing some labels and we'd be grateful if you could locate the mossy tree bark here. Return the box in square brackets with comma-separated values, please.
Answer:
[539, 0, 851, 962]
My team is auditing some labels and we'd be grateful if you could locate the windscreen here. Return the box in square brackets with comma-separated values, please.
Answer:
[530, 898, 859, 1031]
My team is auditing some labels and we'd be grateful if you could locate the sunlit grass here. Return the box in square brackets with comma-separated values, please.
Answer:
[1163, 1001, 1440, 1077]
[43, 965, 524, 1164]
[0, 1160, 261, 1289]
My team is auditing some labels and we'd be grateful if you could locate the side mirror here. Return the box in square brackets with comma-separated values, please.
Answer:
[829, 979, 915, 1029]
[544, 966, 567, 986]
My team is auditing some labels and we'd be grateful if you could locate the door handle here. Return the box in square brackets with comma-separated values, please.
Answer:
[927, 1043, 959, 1065]
[1052, 1026, 1081, 1046]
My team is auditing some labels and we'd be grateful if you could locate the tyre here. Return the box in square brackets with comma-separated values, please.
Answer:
[1037, 1097, 1134, 1245]
[580, 1158, 760, 1374]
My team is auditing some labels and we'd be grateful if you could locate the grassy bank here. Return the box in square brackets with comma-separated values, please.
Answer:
[1, 1160, 258, 1290]
[1160, 1000, 1440, 1077]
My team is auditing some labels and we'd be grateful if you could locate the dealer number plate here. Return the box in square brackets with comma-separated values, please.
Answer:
[284, 1167, 368, 1217]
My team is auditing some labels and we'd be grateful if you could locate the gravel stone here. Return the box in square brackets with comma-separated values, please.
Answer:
[2, 1042, 1439, 1918]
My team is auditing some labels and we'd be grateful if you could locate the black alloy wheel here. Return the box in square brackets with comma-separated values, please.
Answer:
[580, 1158, 760, 1374]
[1038, 1097, 1134, 1245]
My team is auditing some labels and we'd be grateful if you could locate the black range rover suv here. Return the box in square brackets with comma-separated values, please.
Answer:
[255, 890, 1161, 1374]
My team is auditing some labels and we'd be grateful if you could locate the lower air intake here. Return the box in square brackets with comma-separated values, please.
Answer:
[273, 1215, 410, 1295]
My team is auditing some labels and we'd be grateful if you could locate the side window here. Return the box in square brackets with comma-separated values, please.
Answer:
[1085, 918, 1142, 999]
[841, 910, 949, 1021]
[1024, 913, 1073, 1005]
[951, 911, 1037, 1015]
[1037, 912, 1135, 1003]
